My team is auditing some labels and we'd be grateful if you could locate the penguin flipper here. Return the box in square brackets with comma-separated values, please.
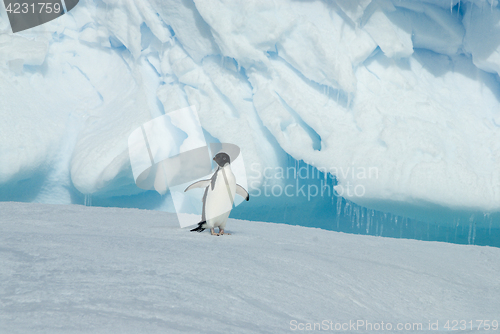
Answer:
[236, 184, 250, 201]
[184, 179, 211, 192]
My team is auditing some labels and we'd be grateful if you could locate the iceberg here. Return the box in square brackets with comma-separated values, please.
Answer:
[0, 0, 499, 243]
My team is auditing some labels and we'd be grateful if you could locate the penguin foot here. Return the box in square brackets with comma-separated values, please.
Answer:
[190, 221, 206, 232]
[209, 228, 230, 236]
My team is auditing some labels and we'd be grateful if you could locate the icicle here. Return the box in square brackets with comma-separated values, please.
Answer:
[352, 206, 356, 227]
[348, 204, 354, 228]
[336, 89, 340, 104]
[468, 221, 473, 244]
[84, 194, 92, 207]
[361, 208, 365, 231]
[336, 196, 342, 230]
[472, 223, 476, 245]
[450, 0, 453, 13]
[468, 214, 475, 244]
[356, 207, 360, 228]
[366, 210, 371, 234]
[336, 196, 343, 216]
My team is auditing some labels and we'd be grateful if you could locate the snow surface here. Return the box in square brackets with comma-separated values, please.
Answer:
[1, 202, 499, 333]
[1, 0, 500, 225]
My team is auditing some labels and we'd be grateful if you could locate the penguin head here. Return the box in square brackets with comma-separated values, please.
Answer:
[213, 152, 230, 167]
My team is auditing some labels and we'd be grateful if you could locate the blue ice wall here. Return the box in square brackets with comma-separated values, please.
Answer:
[3, 155, 494, 247]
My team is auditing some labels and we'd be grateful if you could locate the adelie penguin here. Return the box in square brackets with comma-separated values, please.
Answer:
[185, 152, 249, 236]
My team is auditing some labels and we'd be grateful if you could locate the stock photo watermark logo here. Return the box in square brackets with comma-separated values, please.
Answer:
[3, 0, 79, 33]
[127, 106, 248, 228]
[248, 163, 379, 201]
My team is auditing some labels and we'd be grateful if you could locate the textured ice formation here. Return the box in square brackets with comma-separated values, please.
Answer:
[0, 0, 499, 225]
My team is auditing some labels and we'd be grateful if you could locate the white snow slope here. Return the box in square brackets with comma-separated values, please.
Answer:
[1, 0, 500, 223]
[1, 202, 499, 333]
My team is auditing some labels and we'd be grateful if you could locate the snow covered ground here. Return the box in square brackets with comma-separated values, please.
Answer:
[1, 202, 499, 333]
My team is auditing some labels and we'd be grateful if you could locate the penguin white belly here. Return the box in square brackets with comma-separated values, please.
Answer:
[205, 165, 236, 229]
